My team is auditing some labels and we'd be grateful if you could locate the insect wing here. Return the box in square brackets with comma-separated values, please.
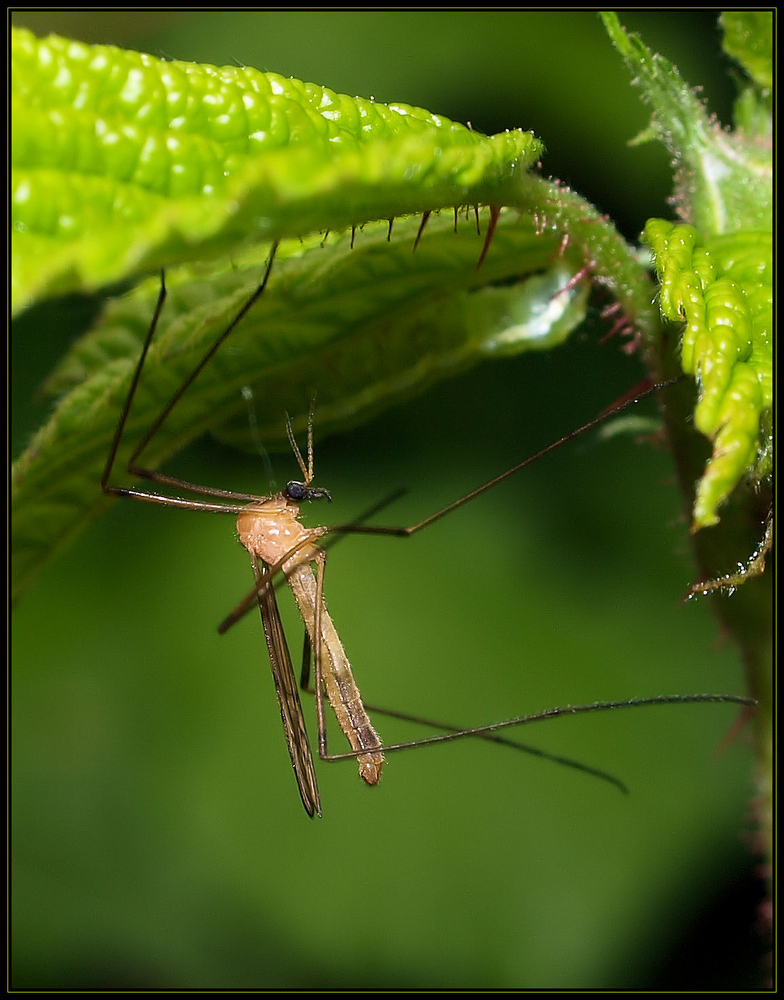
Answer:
[251, 555, 321, 817]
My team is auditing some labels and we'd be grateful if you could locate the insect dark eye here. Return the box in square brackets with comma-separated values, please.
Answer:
[285, 481, 333, 503]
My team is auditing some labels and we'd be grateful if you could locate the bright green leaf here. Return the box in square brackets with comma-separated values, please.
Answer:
[12, 26, 541, 314]
[605, 13, 772, 531]
[644, 218, 771, 529]
[13, 25, 657, 599]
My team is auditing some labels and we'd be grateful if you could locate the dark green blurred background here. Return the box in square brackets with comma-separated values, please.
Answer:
[12, 11, 762, 989]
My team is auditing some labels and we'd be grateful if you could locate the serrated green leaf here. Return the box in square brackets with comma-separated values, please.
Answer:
[604, 12, 772, 533]
[601, 11, 771, 233]
[12, 26, 542, 314]
[11, 27, 659, 598]
[13, 26, 656, 607]
[644, 219, 771, 528]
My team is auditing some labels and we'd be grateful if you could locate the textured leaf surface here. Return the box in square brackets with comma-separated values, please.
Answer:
[645, 220, 771, 527]
[604, 13, 772, 530]
[13, 27, 656, 600]
[11, 26, 541, 314]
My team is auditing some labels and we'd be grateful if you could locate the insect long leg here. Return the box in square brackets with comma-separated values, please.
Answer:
[102, 247, 279, 511]
[126, 246, 278, 486]
[217, 380, 681, 632]
[101, 239, 752, 817]
[324, 378, 682, 542]
[291, 610, 753, 795]
[101, 270, 168, 497]
[211, 374, 753, 813]
[297, 631, 632, 794]
[320, 694, 755, 760]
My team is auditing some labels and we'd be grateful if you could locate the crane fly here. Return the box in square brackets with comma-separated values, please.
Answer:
[102, 245, 753, 817]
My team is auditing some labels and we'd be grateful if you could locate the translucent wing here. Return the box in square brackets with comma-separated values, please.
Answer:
[251, 555, 321, 818]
